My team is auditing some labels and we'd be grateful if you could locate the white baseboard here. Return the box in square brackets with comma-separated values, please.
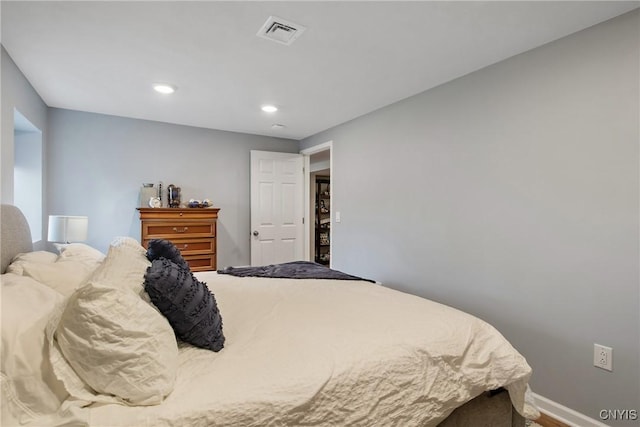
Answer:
[532, 393, 610, 427]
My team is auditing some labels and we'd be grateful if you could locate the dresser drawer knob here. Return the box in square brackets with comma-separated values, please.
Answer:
[177, 244, 189, 250]
[172, 227, 189, 233]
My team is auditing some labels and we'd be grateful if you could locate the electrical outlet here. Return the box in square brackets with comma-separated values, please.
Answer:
[594, 344, 613, 371]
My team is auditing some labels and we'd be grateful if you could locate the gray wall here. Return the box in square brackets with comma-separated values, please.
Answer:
[47, 108, 298, 266]
[1, 46, 49, 249]
[302, 11, 639, 424]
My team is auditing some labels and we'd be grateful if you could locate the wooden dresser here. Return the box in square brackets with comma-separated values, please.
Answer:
[137, 208, 220, 272]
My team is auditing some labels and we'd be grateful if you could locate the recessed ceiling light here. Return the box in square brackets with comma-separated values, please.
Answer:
[153, 83, 176, 94]
[261, 105, 278, 113]
[272, 124, 286, 130]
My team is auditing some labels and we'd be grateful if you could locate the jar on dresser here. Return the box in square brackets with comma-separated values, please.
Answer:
[137, 207, 220, 272]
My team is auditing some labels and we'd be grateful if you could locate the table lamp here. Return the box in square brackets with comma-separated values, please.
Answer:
[47, 215, 88, 243]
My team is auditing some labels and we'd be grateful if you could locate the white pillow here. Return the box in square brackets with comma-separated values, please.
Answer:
[56, 243, 105, 269]
[89, 236, 150, 296]
[47, 236, 178, 406]
[6, 251, 58, 275]
[22, 260, 94, 297]
[8, 244, 105, 297]
[0, 273, 68, 423]
[53, 281, 178, 405]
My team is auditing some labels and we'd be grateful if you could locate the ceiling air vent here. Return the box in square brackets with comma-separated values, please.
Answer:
[257, 16, 306, 46]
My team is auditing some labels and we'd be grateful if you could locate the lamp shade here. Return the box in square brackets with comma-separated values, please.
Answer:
[47, 215, 88, 243]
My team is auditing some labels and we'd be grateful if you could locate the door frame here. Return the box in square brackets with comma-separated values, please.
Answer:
[300, 141, 333, 265]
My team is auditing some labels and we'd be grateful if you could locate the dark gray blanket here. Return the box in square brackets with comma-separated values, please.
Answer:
[218, 261, 375, 283]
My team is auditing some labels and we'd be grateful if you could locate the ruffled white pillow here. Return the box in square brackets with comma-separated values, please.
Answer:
[89, 236, 150, 296]
[53, 281, 178, 405]
[48, 236, 178, 406]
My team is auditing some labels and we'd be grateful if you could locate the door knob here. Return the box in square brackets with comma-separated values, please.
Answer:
[253, 230, 259, 236]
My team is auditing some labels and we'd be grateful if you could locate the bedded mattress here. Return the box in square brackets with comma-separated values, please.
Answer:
[81, 271, 535, 426]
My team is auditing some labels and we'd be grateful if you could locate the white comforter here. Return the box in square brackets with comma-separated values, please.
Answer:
[81, 272, 536, 427]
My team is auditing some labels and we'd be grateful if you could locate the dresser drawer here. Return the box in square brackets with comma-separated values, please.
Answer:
[140, 209, 218, 220]
[185, 255, 216, 272]
[143, 238, 214, 256]
[143, 221, 215, 239]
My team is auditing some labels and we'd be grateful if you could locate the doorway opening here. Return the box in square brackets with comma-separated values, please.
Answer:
[301, 141, 332, 266]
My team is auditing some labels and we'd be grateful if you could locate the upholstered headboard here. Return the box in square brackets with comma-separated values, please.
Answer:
[1, 204, 33, 273]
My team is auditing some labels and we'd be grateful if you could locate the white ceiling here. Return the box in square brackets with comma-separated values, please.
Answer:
[2, 1, 638, 140]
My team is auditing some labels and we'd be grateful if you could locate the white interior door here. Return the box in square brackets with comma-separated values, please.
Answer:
[251, 151, 304, 266]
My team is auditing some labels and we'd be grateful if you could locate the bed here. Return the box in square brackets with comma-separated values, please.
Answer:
[1, 204, 538, 426]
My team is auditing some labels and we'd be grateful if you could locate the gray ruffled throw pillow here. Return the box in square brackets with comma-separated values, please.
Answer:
[144, 258, 224, 352]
